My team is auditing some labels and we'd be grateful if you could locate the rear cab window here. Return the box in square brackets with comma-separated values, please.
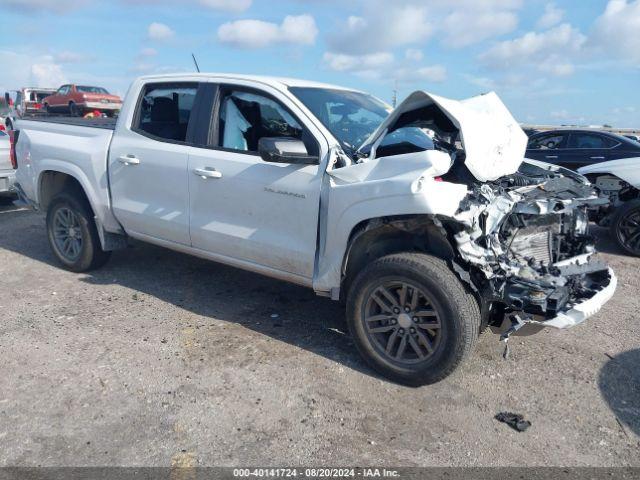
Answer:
[133, 82, 199, 143]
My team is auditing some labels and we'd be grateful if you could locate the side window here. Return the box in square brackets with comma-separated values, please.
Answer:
[135, 83, 198, 143]
[568, 133, 614, 149]
[217, 89, 316, 155]
[527, 133, 565, 150]
[377, 127, 435, 158]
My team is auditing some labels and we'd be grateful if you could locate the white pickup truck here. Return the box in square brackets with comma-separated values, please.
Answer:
[13, 74, 617, 385]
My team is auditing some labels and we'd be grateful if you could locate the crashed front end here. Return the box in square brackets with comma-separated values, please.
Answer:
[449, 169, 616, 337]
[351, 88, 616, 337]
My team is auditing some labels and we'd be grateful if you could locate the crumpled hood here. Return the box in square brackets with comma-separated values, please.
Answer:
[359, 90, 528, 182]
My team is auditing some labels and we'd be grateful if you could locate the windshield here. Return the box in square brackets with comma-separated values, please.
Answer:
[77, 86, 109, 94]
[289, 87, 390, 152]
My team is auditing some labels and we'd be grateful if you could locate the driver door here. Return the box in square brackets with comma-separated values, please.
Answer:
[188, 84, 325, 280]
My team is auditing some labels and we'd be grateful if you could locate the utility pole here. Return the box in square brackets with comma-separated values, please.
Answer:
[392, 79, 398, 108]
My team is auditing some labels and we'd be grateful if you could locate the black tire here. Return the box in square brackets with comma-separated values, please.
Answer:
[346, 253, 480, 386]
[611, 199, 640, 257]
[44, 103, 51, 115]
[46, 192, 111, 272]
[69, 102, 80, 117]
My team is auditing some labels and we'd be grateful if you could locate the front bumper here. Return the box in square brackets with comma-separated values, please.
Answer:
[493, 265, 617, 338]
[539, 268, 618, 329]
[541, 267, 617, 329]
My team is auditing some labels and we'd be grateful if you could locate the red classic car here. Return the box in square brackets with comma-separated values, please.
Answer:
[42, 84, 123, 117]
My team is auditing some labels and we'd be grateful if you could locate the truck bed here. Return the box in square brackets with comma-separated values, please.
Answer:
[16, 115, 116, 130]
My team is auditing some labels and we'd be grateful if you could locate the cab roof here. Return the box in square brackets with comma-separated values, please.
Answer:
[137, 72, 360, 93]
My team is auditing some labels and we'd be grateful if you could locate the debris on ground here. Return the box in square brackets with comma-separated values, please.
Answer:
[495, 412, 531, 432]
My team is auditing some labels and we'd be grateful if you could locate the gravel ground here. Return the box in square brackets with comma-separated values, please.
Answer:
[0, 199, 638, 467]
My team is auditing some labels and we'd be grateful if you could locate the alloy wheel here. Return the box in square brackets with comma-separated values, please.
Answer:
[363, 281, 442, 365]
[52, 207, 84, 261]
[617, 207, 640, 255]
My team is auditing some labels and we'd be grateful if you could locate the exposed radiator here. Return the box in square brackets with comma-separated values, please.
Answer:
[509, 226, 554, 265]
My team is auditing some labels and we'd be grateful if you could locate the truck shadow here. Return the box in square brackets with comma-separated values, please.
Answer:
[0, 210, 383, 381]
[85, 243, 386, 380]
[598, 349, 640, 438]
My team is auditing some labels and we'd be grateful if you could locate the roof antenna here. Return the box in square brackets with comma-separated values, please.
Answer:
[191, 53, 201, 73]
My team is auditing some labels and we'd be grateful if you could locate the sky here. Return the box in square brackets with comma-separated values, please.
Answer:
[0, 0, 639, 127]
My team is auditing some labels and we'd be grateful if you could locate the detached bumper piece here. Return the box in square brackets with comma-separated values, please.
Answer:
[499, 257, 616, 336]
[543, 267, 616, 329]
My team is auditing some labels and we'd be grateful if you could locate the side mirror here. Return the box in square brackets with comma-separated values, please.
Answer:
[258, 137, 318, 165]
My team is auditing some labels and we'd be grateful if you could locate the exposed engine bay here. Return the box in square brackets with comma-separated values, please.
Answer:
[441, 160, 613, 335]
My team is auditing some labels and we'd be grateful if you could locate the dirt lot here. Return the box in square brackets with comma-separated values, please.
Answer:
[0, 199, 638, 467]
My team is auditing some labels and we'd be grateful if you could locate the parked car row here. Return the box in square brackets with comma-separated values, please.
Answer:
[526, 129, 640, 171]
[3, 84, 122, 130]
[525, 129, 640, 256]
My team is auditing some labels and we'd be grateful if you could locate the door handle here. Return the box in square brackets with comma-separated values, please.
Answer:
[545, 155, 558, 159]
[590, 156, 605, 160]
[118, 155, 140, 166]
[193, 167, 223, 179]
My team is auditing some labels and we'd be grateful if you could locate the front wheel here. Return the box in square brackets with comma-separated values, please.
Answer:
[611, 199, 640, 256]
[346, 253, 480, 386]
[46, 192, 111, 272]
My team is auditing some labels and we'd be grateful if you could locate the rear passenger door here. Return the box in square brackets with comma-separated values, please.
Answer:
[108, 81, 201, 245]
[187, 83, 326, 281]
[564, 132, 616, 170]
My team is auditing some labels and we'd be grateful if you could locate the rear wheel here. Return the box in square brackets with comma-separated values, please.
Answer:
[611, 199, 640, 256]
[69, 102, 80, 117]
[46, 192, 111, 272]
[346, 253, 480, 386]
[44, 103, 50, 115]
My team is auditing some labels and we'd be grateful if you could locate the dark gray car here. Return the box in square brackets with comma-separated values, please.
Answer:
[526, 129, 640, 171]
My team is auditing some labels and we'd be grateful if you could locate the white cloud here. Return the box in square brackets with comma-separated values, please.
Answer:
[53, 51, 92, 63]
[479, 23, 586, 76]
[326, 1, 523, 54]
[0, 50, 67, 92]
[536, 3, 564, 29]
[590, 0, 640, 66]
[218, 15, 318, 48]
[147, 22, 175, 41]
[197, 0, 251, 12]
[405, 49, 424, 61]
[442, 10, 518, 48]
[0, 0, 86, 12]
[139, 47, 158, 57]
[323, 52, 395, 73]
[31, 61, 67, 86]
[414, 65, 447, 82]
[324, 51, 446, 84]
[538, 57, 575, 76]
[327, 4, 434, 55]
